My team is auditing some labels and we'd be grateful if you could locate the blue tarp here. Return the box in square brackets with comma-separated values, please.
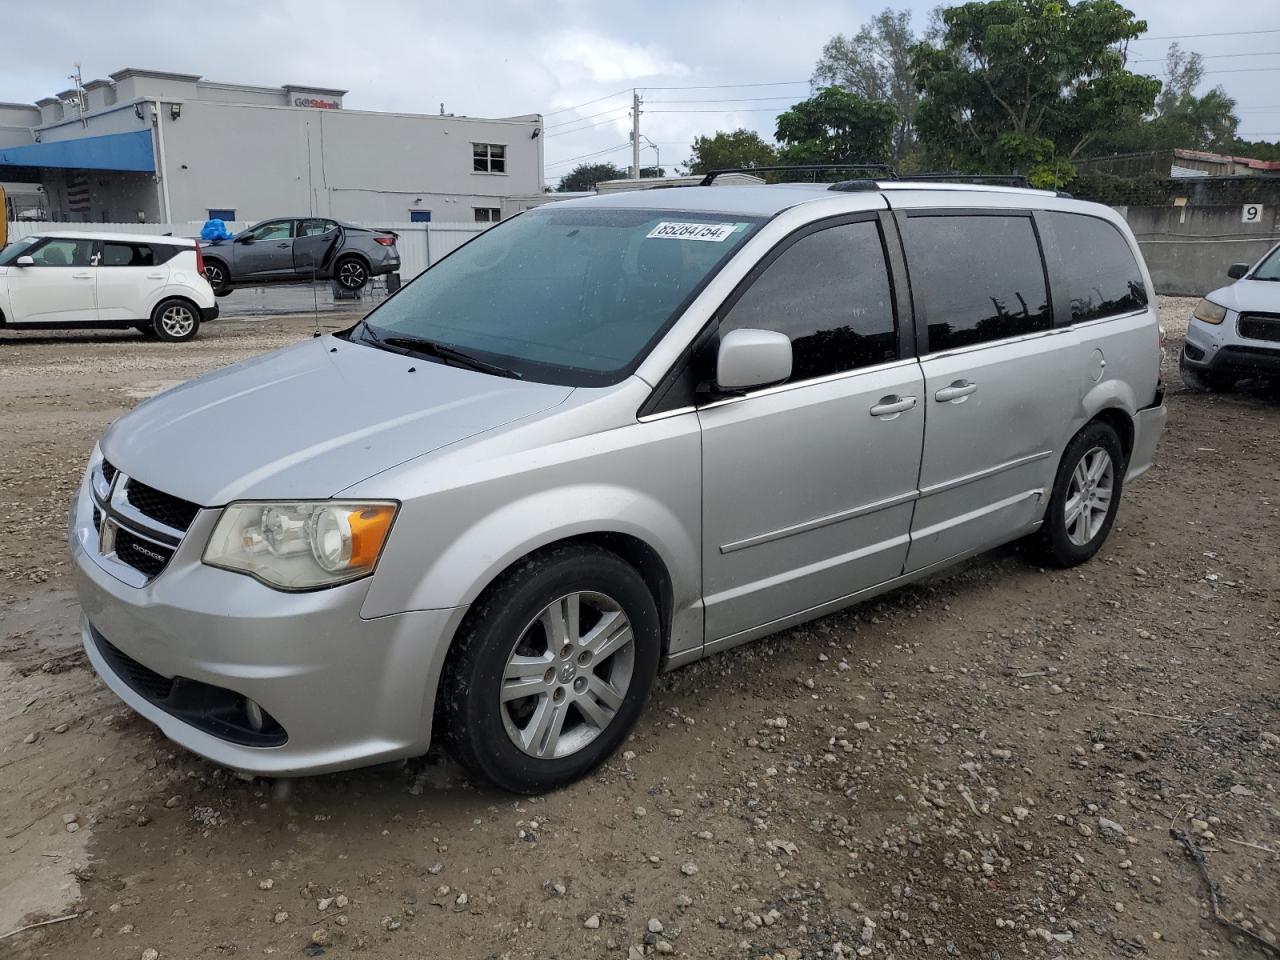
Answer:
[0, 130, 155, 172]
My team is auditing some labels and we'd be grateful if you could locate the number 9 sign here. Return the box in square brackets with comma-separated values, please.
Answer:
[1242, 203, 1263, 224]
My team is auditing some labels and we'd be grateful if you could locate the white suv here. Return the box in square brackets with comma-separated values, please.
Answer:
[0, 231, 218, 341]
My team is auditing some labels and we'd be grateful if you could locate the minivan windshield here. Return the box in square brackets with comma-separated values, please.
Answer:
[0, 236, 41, 265]
[357, 207, 761, 385]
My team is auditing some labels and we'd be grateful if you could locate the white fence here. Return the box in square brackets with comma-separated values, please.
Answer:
[6, 219, 489, 280]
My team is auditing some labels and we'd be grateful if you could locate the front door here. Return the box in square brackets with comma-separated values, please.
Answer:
[897, 210, 1080, 571]
[96, 240, 170, 322]
[294, 219, 341, 276]
[233, 219, 295, 280]
[1, 236, 97, 323]
[699, 215, 924, 646]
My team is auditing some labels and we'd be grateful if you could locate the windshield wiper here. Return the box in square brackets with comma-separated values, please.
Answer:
[359, 323, 522, 379]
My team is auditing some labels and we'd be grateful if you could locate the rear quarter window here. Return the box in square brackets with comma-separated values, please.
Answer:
[1045, 212, 1148, 323]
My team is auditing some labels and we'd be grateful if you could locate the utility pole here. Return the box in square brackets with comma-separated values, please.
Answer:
[631, 89, 642, 179]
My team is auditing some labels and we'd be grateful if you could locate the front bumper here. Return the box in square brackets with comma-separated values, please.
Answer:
[1183, 315, 1280, 376]
[70, 477, 466, 776]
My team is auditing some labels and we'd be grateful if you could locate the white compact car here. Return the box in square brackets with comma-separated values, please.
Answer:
[0, 231, 218, 341]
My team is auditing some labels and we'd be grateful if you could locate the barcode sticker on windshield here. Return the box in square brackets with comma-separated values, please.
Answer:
[646, 221, 737, 242]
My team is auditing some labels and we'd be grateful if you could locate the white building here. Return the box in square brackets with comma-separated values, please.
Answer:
[0, 68, 545, 225]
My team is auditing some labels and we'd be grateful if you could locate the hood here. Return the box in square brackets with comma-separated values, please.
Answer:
[101, 335, 573, 506]
[1205, 278, 1280, 313]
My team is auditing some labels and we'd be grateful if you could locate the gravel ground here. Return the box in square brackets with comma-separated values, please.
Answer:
[0, 300, 1276, 959]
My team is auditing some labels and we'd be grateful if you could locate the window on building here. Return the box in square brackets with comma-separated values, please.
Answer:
[410, 210, 432, 223]
[473, 143, 506, 174]
[474, 207, 502, 223]
[208, 208, 236, 222]
[719, 220, 898, 382]
[904, 215, 1051, 353]
[101, 242, 158, 267]
[1045, 212, 1148, 323]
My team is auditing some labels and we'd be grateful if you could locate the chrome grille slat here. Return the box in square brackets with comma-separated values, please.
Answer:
[90, 462, 203, 583]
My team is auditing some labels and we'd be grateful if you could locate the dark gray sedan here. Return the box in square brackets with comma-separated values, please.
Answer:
[201, 217, 399, 295]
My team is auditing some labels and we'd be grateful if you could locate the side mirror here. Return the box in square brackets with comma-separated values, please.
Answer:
[715, 328, 792, 392]
[15, 255, 34, 267]
[237, 234, 254, 244]
[1227, 262, 1249, 280]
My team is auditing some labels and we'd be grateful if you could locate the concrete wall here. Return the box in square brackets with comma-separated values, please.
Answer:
[1122, 204, 1280, 296]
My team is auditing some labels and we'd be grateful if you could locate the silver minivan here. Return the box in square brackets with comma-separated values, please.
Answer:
[71, 180, 1167, 792]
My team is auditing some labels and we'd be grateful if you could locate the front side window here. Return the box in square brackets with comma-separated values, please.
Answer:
[1046, 212, 1148, 322]
[101, 242, 157, 267]
[244, 220, 293, 242]
[905, 215, 1051, 352]
[473, 143, 506, 173]
[474, 207, 501, 223]
[1250, 243, 1280, 281]
[720, 220, 898, 382]
[360, 207, 760, 385]
[0, 236, 94, 267]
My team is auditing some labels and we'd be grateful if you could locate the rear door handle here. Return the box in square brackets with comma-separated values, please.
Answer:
[72, 272, 94, 280]
[935, 380, 978, 403]
[146, 272, 166, 279]
[869, 395, 917, 419]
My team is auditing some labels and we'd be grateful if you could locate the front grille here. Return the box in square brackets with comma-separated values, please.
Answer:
[1238, 312, 1280, 343]
[93, 629, 175, 702]
[101, 459, 118, 485]
[113, 527, 174, 578]
[125, 480, 201, 531]
[92, 506, 102, 529]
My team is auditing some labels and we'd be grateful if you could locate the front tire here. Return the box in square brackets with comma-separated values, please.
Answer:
[1038, 421, 1125, 567]
[441, 544, 660, 794]
[334, 255, 369, 291]
[150, 299, 200, 342]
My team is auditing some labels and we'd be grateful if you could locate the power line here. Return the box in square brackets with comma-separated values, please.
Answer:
[640, 80, 809, 91]
[545, 113, 633, 138]
[645, 95, 801, 105]
[1131, 50, 1280, 63]
[1131, 27, 1280, 42]
[541, 88, 632, 118]
[545, 142, 632, 170]
[544, 105, 630, 131]
[647, 107, 795, 114]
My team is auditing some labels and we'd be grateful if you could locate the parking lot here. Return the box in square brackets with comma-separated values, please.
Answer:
[1, 298, 1276, 958]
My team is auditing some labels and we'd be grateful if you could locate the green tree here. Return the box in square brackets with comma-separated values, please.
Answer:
[912, 0, 1160, 175]
[774, 87, 897, 168]
[1148, 44, 1238, 150]
[812, 8, 929, 161]
[683, 129, 778, 175]
[556, 162, 628, 192]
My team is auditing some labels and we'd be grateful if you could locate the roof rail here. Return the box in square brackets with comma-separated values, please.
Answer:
[892, 173, 1032, 188]
[699, 164, 896, 186]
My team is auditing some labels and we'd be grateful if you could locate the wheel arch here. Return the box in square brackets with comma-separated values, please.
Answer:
[150, 293, 202, 321]
[1090, 407, 1134, 464]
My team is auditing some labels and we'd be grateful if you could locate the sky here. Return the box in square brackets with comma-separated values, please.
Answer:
[3, 1, 1279, 187]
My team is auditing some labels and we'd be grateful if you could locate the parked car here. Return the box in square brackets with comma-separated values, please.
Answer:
[71, 181, 1166, 793]
[0, 231, 217, 341]
[1180, 242, 1280, 391]
[200, 218, 399, 295]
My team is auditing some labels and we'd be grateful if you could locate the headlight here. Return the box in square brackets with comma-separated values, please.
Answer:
[1192, 298, 1227, 325]
[203, 501, 398, 590]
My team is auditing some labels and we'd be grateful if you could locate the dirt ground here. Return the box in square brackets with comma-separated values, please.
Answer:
[1, 301, 1276, 960]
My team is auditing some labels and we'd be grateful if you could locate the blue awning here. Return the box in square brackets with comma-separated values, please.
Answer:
[0, 130, 154, 172]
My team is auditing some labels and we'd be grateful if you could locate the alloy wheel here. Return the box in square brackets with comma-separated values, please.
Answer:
[159, 304, 196, 338]
[1064, 446, 1114, 546]
[499, 591, 635, 760]
[337, 260, 366, 288]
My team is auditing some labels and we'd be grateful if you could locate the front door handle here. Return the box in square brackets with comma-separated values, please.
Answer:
[869, 395, 917, 419]
[935, 380, 978, 403]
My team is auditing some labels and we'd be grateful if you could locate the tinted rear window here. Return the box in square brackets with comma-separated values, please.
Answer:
[905, 215, 1052, 353]
[1046, 212, 1148, 322]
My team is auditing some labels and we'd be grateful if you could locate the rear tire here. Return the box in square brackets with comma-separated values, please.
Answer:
[202, 260, 231, 297]
[440, 544, 660, 794]
[150, 298, 200, 343]
[1179, 355, 1230, 393]
[335, 255, 369, 291]
[1037, 421, 1125, 568]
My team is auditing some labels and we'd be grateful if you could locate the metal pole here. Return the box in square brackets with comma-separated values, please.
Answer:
[631, 90, 641, 179]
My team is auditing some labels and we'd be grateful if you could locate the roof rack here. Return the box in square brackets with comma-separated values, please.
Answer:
[890, 173, 1032, 188]
[699, 164, 896, 186]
